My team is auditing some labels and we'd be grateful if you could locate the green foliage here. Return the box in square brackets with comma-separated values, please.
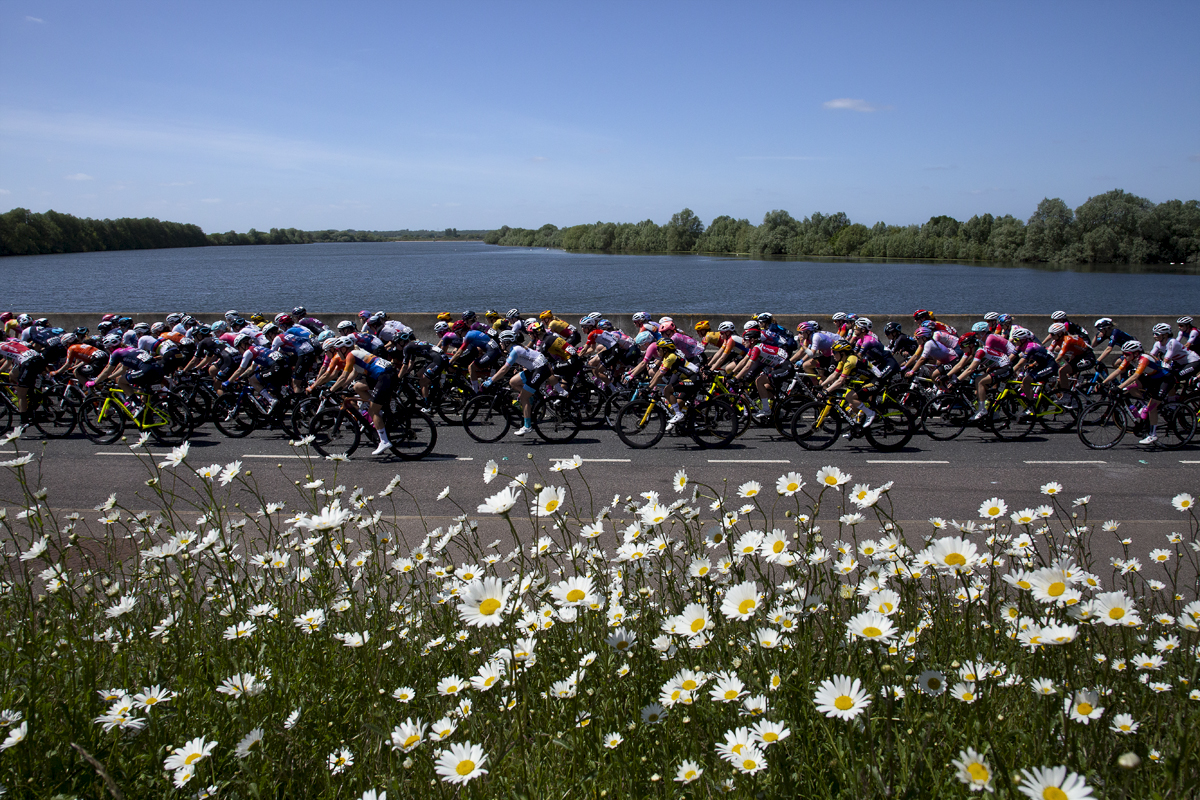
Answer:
[487, 191, 1200, 264]
[0, 208, 208, 256]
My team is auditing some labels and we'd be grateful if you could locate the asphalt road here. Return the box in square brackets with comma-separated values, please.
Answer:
[2, 418, 1196, 576]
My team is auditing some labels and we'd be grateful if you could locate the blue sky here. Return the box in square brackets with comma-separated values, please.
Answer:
[2, 1, 1197, 233]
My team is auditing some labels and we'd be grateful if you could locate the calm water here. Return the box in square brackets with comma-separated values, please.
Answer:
[1, 241, 1196, 313]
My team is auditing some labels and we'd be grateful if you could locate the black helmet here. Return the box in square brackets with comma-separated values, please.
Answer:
[293, 306, 307, 318]
[462, 310, 477, 322]
[884, 322, 902, 335]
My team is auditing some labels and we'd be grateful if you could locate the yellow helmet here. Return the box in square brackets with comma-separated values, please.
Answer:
[539, 310, 554, 322]
[436, 312, 453, 322]
[249, 313, 266, 325]
[694, 320, 711, 333]
[656, 338, 677, 354]
[832, 339, 854, 355]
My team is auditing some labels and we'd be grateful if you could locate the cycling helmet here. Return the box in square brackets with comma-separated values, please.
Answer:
[362, 310, 375, 321]
[182, 315, 196, 327]
[250, 313, 267, 325]
[831, 312, 847, 324]
[262, 324, 280, 338]
[275, 313, 294, 328]
[655, 339, 677, 354]
[316, 330, 335, 343]
[1121, 340, 1143, 354]
[73, 326, 88, 337]
[224, 310, 238, 323]
[165, 313, 183, 326]
[322, 338, 339, 352]
[634, 331, 654, 348]
[914, 326, 933, 340]
[102, 333, 122, 350]
[1094, 317, 1113, 329]
[599, 318, 614, 331]
[796, 321, 818, 334]
[506, 308, 520, 321]
[883, 322, 902, 335]
[831, 340, 854, 355]
[580, 313, 601, 328]
[461, 310, 476, 322]
[433, 321, 450, 337]
[293, 306, 307, 318]
[743, 320, 760, 332]
[718, 321, 736, 334]
[101, 313, 117, 322]
[150, 322, 166, 336]
[232, 317, 247, 329]
[484, 309, 500, 321]
[134, 322, 151, 334]
[998, 314, 1013, 324]
[178, 338, 196, 354]
[1178, 317, 1194, 326]
[1010, 327, 1033, 341]
[32, 317, 48, 327]
[499, 330, 518, 345]
[195, 325, 212, 338]
[527, 321, 544, 335]
[539, 310, 554, 322]
[632, 312, 650, 324]
[60, 332, 78, 346]
[1152, 323, 1172, 336]
[451, 320, 468, 334]
[211, 320, 228, 334]
[1050, 311, 1068, 321]
[755, 312, 773, 325]
[1048, 322, 1067, 336]
[971, 322, 990, 334]
[336, 336, 356, 349]
[743, 327, 761, 341]
[913, 309, 933, 322]
[694, 320, 710, 333]
[117, 317, 133, 328]
[396, 329, 414, 343]
[659, 321, 676, 336]
[97, 320, 114, 335]
[336, 320, 355, 333]
[984, 312, 999, 323]
[233, 333, 252, 348]
[855, 317, 872, 330]
[845, 313, 858, 323]
[368, 312, 386, 327]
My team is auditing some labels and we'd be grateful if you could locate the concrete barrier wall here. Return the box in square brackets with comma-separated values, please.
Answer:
[29, 312, 1185, 347]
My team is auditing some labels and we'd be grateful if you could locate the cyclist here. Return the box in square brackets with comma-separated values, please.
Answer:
[225, 333, 289, 412]
[583, 318, 637, 388]
[269, 322, 318, 394]
[1092, 318, 1135, 365]
[366, 312, 414, 354]
[913, 309, 956, 336]
[883, 322, 919, 362]
[1044, 311, 1090, 344]
[535, 322, 583, 393]
[733, 326, 793, 421]
[1009, 327, 1058, 404]
[819, 338, 876, 432]
[708, 321, 747, 373]
[646, 338, 700, 427]
[948, 328, 1014, 421]
[1102, 340, 1169, 445]
[1177, 317, 1199, 354]
[51, 332, 108, 382]
[755, 313, 797, 353]
[327, 336, 400, 456]
[396, 329, 437, 381]
[484, 329, 552, 437]
[1150, 322, 1200, 385]
[191, 326, 240, 390]
[632, 311, 658, 336]
[795, 321, 840, 380]
[306, 337, 348, 392]
[293, 307, 327, 335]
[0, 339, 48, 423]
[1047, 322, 1095, 390]
[88, 338, 162, 409]
[903, 325, 959, 382]
[450, 325, 504, 389]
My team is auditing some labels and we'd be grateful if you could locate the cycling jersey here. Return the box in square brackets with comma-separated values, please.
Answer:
[374, 320, 413, 343]
[343, 349, 392, 380]
[547, 319, 581, 344]
[297, 317, 326, 334]
[660, 352, 700, 377]
[1095, 328, 1134, 350]
[539, 333, 578, 363]
[931, 329, 958, 351]
[669, 332, 705, 361]
[973, 337, 1011, 369]
[505, 345, 549, 371]
[587, 329, 634, 351]
[920, 340, 957, 365]
[1055, 335, 1090, 360]
[747, 342, 789, 367]
[887, 335, 919, 358]
[835, 353, 859, 377]
[809, 331, 838, 357]
[1151, 338, 1200, 367]
[121, 329, 140, 348]
[351, 332, 386, 354]
[435, 332, 462, 353]
[1017, 341, 1055, 369]
[1117, 353, 1168, 382]
[718, 334, 748, 357]
[1179, 328, 1200, 354]
[108, 347, 153, 370]
[272, 333, 315, 357]
[761, 323, 796, 351]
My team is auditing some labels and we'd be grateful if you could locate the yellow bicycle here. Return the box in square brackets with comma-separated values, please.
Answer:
[79, 385, 192, 445]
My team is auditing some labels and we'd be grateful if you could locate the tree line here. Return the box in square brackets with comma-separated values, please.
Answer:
[0, 209, 488, 256]
[484, 189, 1200, 265]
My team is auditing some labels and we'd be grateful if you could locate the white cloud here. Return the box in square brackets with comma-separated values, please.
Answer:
[0, 188, 10, 195]
[64, 173, 94, 181]
[822, 98, 880, 112]
[25, 16, 44, 23]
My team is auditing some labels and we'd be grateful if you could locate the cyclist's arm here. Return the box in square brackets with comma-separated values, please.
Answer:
[328, 359, 358, 393]
[647, 363, 668, 390]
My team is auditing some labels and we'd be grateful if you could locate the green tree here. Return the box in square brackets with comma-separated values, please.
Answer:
[665, 208, 704, 252]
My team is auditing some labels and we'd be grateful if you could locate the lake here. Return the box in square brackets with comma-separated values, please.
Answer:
[1, 241, 1196, 313]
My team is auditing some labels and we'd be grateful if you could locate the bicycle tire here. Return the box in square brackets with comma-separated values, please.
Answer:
[212, 394, 259, 439]
[602, 386, 634, 428]
[179, 384, 213, 427]
[989, 395, 1035, 442]
[461, 394, 513, 443]
[771, 393, 809, 436]
[389, 409, 438, 460]
[1077, 400, 1126, 450]
[0, 399, 12, 434]
[690, 398, 739, 448]
[614, 399, 666, 449]
[148, 393, 193, 446]
[864, 401, 915, 451]
[79, 395, 125, 444]
[920, 394, 970, 441]
[1036, 389, 1083, 433]
[291, 396, 326, 441]
[532, 396, 581, 443]
[789, 401, 841, 450]
[31, 390, 78, 438]
[1161, 400, 1197, 450]
[434, 377, 472, 426]
[309, 408, 361, 458]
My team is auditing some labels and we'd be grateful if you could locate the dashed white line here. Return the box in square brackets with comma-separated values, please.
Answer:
[1023, 460, 1107, 464]
[549, 458, 631, 463]
[1179, 460, 1200, 464]
[707, 459, 791, 464]
[242, 454, 305, 459]
[456, 457, 474, 461]
[96, 451, 139, 456]
[867, 460, 949, 464]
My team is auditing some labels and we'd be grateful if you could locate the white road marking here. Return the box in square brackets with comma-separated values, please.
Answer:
[96, 451, 140, 456]
[549, 458, 631, 463]
[1023, 460, 1107, 464]
[456, 457, 474, 461]
[867, 460, 949, 464]
[1179, 460, 1200, 464]
[242, 454, 306, 459]
[707, 459, 791, 464]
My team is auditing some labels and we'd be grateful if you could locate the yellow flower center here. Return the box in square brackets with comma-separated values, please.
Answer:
[1048, 581, 1065, 597]
[824, 476, 838, 485]
[456, 759, 476, 776]
[772, 541, 785, 553]
[403, 735, 419, 747]
[697, 566, 709, 575]
[945, 553, 967, 566]
[145, 697, 158, 704]
[184, 753, 202, 765]
[1108, 608, 1124, 619]
[787, 482, 799, 491]
[928, 678, 941, 690]
[1119, 724, 1130, 731]
[967, 762, 989, 783]
[479, 599, 501, 616]
[738, 599, 756, 615]
[724, 690, 738, 700]
[1077, 702, 1093, 715]
[742, 758, 757, 769]
[682, 679, 697, 690]
[566, 589, 585, 602]
[987, 506, 1000, 516]
[962, 692, 974, 702]
[483, 676, 496, 686]
[1042, 788, 1068, 800]
[545, 500, 559, 513]
[834, 696, 853, 711]
[447, 685, 458, 693]
[862, 626, 882, 638]
[880, 602, 893, 613]
[762, 732, 778, 742]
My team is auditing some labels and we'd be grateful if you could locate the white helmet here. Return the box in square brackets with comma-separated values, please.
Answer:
[1048, 322, 1067, 336]
[1051, 311, 1068, 321]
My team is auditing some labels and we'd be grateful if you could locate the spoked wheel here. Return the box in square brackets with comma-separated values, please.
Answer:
[147, 392, 193, 446]
[689, 398, 739, 448]
[989, 396, 1035, 441]
[434, 378, 473, 426]
[789, 401, 841, 450]
[532, 397, 581, 443]
[864, 401, 915, 451]
[1160, 400, 1198, 450]
[79, 395, 125, 444]
[309, 409, 361, 458]
[31, 389, 79, 438]
[461, 394, 514, 443]
[1036, 389, 1083, 433]
[771, 392, 810, 436]
[1077, 400, 1126, 450]
[388, 409, 438, 460]
[614, 399, 666, 449]
[568, 383, 608, 429]
[602, 387, 634, 428]
[921, 394, 970, 441]
[0, 400, 13, 434]
[291, 396, 325, 442]
[212, 394, 259, 439]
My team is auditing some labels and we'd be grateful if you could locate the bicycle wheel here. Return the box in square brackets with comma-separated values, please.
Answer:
[920, 394, 970, 441]
[30, 389, 78, 438]
[1036, 389, 1083, 433]
[771, 393, 809, 436]
[532, 397, 581, 443]
[690, 398, 739, 448]
[614, 399, 666, 449]
[989, 396, 1035, 441]
[180, 385, 213, 427]
[1077, 400, 1126, 450]
[309, 408, 361, 458]
[790, 401, 841, 450]
[0, 399, 12, 434]
[864, 401, 915, 451]
[389, 409, 438, 460]
[79, 395, 125, 444]
[570, 383, 608, 429]
[1161, 400, 1197, 450]
[212, 394, 259, 439]
[434, 377, 472, 426]
[291, 396, 326, 441]
[602, 386, 634, 428]
[147, 393, 193, 446]
[461, 394, 513, 443]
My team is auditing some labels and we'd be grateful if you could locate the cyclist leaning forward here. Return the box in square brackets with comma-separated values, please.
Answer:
[484, 329, 552, 437]
[328, 336, 401, 455]
[1101, 339, 1170, 445]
